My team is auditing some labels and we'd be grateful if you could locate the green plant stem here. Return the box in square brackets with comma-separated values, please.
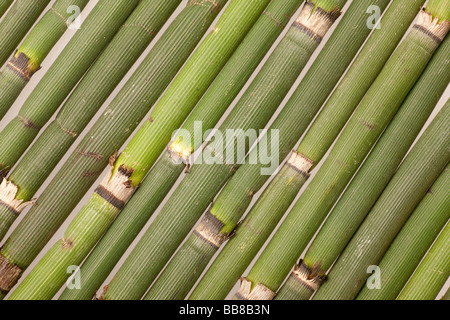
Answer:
[102, 0, 337, 301]
[0, 0, 182, 241]
[191, 0, 422, 300]
[0, 0, 89, 119]
[143, 0, 347, 301]
[357, 165, 449, 300]
[0, 0, 13, 19]
[313, 100, 450, 300]
[277, 33, 450, 301]
[0, 0, 140, 172]
[59, 0, 304, 301]
[241, 2, 450, 299]
[0, 0, 227, 298]
[443, 288, 450, 300]
[0, 0, 50, 70]
[397, 222, 450, 300]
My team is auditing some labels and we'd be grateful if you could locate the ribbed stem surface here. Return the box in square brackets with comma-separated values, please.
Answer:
[0, 0, 13, 18]
[60, 0, 304, 301]
[313, 101, 450, 300]
[0, 0, 140, 170]
[357, 165, 449, 300]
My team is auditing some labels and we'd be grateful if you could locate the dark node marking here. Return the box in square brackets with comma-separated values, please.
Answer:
[286, 162, 310, 179]
[413, 25, 443, 44]
[95, 185, 125, 210]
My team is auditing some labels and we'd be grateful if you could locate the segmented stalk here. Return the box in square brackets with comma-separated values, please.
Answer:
[0, 0, 13, 19]
[397, 222, 450, 300]
[192, 0, 421, 300]
[357, 165, 449, 300]
[143, 0, 346, 301]
[0, 0, 140, 172]
[277, 33, 450, 300]
[0, 0, 50, 69]
[240, 1, 450, 299]
[313, 100, 450, 300]
[0, 0, 90, 119]
[60, 0, 304, 301]
[0, 0, 182, 241]
[0, 0, 227, 298]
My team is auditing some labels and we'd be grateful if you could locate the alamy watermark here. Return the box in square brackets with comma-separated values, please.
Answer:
[67, 5, 82, 30]
[367, 5, 382, 30]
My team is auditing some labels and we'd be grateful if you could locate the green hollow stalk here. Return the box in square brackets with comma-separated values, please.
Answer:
[191, 0, 424, 300]
[0, 0, 229, 299]
[102, 0, 339, 301]
[397, 222, 450, 300]
[5, 0, 268, 300]
[142, 0, 347, 301]
[277, 33, 450, 301]
[59, 0, 304, 301]
[0, 0, 140, 173]
[240, 1, 450, 299]
[0, 0, 182, 241]
[357, 165, 449, 300]
[442, 288, 450, 300]
[0, 0, 13, 19]
[0, 0, 50, 69]
[0, 0, 90, 120]
[313, 101, 450, 300]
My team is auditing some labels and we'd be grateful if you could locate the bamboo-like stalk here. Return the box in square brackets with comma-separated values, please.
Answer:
[0, 0, 13, 19]
[5, 0, 269, 300]
[313, 100, 450, 300]
[0, 0, 182, 241]
[0, 0, 230, 299]
[0, 0, 50, 69]
[96, 0, 341, 301]
[238, 1, 450, 300]
[0, 0, 90, 120]
[59, 0, 304, 301]
[357, 165, 449, 300]
[143, 0, 348, 301]
[0, 0, 140, 173]
[191, 0, 423, 300]
[277, 34, 450, 300]
[397, 222, 450, 300]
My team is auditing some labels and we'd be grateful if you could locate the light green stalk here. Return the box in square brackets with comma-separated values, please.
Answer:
[357, 165, 449, 300]
[0, 0, 227, 299]
[313, 100, 450, 300]
[443, 288, 450, 300]
[397, 222, 450, 300]
[0, 0, 13, 19]
[0, 0, 50, 70]
[191, 0, 423, 300]
[143, 0, 347, 301]
[0, 0, 140, 172]
[0, 0, 182, 242]
[277, 33, 450, 300]
[60, 0, 304, 301]
[0, 0, 90, 119]
[240, 1, 450, 299]
[6, 0, 268, 300]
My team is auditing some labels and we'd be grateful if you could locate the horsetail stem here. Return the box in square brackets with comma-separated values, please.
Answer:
[357, 165, 449, 300]
[0, 0, 182, 241]
[0, 0, 89, 119]
[0, 0, 229, 298]
[313, 100, 450, 300]
[59, 0, 304, 301]
[238, 0, 449, 300]
[0, 0, 140, 172]
[0, 0, 13, 19]
[277, 33, 450, 301]
[191, 0, 423, 300]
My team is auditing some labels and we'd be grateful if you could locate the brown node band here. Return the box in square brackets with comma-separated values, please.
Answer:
[413, 8, 450, 44]
[290, 260, 326, 292]
[235, 278, 276, 300]
[0, 254, 22, 293]
[7, 51, 36, 81]
[194, 211, 228, 249]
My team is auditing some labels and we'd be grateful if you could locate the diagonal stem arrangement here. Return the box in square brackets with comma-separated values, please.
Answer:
[0, 0, 13, 19]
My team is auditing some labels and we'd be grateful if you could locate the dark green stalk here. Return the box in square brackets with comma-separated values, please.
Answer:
[313, 101, 450, 300]
[0, 0, 182, 241]
[397, 222, 449, 300]
[0, 0, 13, 19]
[59, 0, 304, 301]
[0, 0, 50, 70]
[143, 0, 347, 301]
[0, 0, 227, 298]
[191, 0, 423, 300]
[0, 0, 140, 172]
[357, 165, 449, 300]
[277, 33, 450, 300]
[0, 0, 90, 119]
[240, 1, 450, 299]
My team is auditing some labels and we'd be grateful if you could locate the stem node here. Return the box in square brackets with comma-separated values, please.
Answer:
[235, 278, 275, 300]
